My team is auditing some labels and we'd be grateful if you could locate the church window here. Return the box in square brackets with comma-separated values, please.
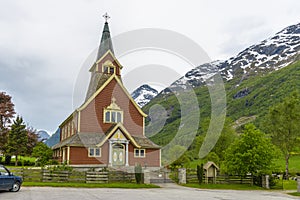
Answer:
[134, 149, 146, 158]
[104, 110, 123, 123]
[89, 148, 101, 157]
[104, 97, 123, 123]
[105, 111, 110, 122]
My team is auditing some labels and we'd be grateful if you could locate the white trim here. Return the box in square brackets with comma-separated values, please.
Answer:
[125, 141, 129, 166]
[142, 117, 145, 136]
[159, 149, 162, 167]
[67, 146, 70, 164]
[77, 110, 81, 132]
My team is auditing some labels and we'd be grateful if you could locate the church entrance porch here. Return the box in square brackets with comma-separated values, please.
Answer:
[108, 139, 129, 167]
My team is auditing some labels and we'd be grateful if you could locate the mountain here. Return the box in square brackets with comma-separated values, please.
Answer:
[131, 84, 158, 107]
[45, 128, 60, 147]
[143, 23, 300, 147]
[166, 23, 300, 93]
[36, 130, 50, 142]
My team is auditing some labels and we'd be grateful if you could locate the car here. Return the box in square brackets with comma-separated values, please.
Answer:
[0, 165, 23, 192]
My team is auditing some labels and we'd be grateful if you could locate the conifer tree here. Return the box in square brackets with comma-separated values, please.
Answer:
[6, 116, 28, 166]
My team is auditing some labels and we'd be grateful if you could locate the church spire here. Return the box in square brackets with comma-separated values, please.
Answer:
[96, 13, 114, 61]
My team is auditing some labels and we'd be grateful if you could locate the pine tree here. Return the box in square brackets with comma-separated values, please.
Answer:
[6, 116, 28, 166]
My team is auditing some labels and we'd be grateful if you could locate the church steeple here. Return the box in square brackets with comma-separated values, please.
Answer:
[85, 13, 122, 101]
[96, 13, 114, 61]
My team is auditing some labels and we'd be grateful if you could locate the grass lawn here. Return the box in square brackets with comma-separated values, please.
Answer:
[182, 183, 263, 190]
[23, 182, 160, 189]
[282, 180, 297, 190]
[288, 192, 300, 197]
[273, 155, 300, 174]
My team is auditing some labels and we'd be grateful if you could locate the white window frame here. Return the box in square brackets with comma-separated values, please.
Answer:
[134, 148, 146, 158]
[88, 148, 101, 157]
[104, 109, 123, 123]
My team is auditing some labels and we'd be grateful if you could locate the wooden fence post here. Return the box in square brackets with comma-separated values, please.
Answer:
[297, 176, 300, 193]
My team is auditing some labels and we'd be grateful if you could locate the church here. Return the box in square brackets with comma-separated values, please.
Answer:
[52, 14, 161, 168]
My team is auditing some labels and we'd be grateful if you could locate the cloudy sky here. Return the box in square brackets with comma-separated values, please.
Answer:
[0, 0, 299, 134]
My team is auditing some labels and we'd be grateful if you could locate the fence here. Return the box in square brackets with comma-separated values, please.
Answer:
[8, 168, 135, 183]
[186, 169, 252, 184]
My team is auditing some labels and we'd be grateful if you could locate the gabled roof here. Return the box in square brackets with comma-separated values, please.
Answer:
[79, 73, 147, 117]
[97, 123, 141, 148]
[89, 50, 123, 72]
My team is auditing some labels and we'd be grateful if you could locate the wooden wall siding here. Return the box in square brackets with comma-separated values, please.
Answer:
[128, 145, 160, 167]
[69, 145, 108, 165]
[60, 112, 78, 141]
[80, 78, 143, 136]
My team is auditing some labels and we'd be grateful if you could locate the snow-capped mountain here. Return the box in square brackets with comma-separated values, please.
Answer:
[167, 23, 300, 91]
[131, 84, 158, 107]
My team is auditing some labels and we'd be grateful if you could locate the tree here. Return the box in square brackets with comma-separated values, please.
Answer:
[265, 91, 300, 179]
[0, 92, 15, 129]
[224, 124, 276, 177]
[26, 127, 39, 155]
[6, 116, 28, 166]
[0, 92, 15, 153]
[32, 142, 53, 166]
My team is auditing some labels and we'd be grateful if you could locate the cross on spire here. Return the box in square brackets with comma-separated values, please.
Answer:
[103, 12, 110, 22]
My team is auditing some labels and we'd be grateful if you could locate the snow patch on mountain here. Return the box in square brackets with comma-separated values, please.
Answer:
[164, 23, 300, 92]
[131, 84, 158, 107]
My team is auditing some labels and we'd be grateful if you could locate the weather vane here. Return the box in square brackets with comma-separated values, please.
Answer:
[103, 12, 110, 22]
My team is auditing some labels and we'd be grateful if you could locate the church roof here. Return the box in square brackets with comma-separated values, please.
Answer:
[96, 21, 114, 61]
[132, 136, 160, 149]
[52, 132, 105, 149]
[52, 132, 159, 149]
[85, 72, 111, 101]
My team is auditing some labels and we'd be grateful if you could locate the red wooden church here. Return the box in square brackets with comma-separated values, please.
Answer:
[53, 16, 161, 168]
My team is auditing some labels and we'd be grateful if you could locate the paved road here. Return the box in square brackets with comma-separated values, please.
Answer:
[0, 185, 298, 200]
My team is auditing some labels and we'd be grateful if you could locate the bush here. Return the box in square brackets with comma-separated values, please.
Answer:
[134, 164, 143, 184]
